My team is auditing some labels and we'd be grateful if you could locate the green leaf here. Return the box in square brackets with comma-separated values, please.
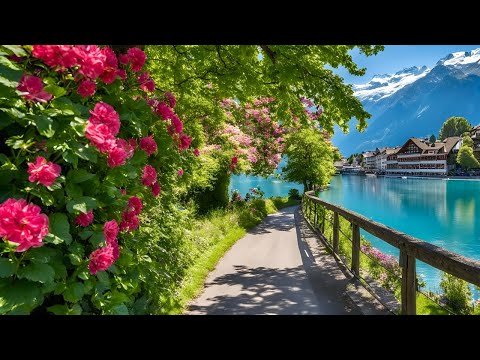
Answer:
[0, 258, 15, 278]
[111, 304, 129, 315]
[65, 182, 83, 198]
[33, 115, 56, 138]
[77, 270, 89, 280]
[0, 56, 22, 88]
[49, 213, 72, 245]
[63, 282, 85, 303]
[17, 263, 55, 284]
[71, 143, 97, 163]
[48, 303, 83, 315]
[2, 45, 27, 57]
[51, 97, 77, 116]
[0, 279, 43, 314]
[70, 117, 87, 137]
[62, 151, 78, 167]
[68, 169, 96, 183]
[96, 271, 110, 286]
[43, 233, 64, 245]
[66, 196, 97, 214]
[44, 84, 66, 98]
[26, 247, 58, 264]
[89, 232, 105, 248]
[68, 253, 82, 266]
[78, 230, 93, 240]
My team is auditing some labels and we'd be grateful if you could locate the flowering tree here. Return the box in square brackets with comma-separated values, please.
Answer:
[0, 45, 194, 314]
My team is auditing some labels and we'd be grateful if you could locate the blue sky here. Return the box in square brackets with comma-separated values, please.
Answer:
[335, 45, 480, 84]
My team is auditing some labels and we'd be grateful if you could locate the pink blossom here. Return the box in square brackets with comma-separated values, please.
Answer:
[89, 102, 121, 136]
[107, 147, 127, 168]
[88, 245, 116, 275]
[116, 139, 135, 159]
[85, 122, 116, 153]
[119, 54, 129, 65]
[127, 47, 146, 72]
[17, 75, 52, 103]
[32, 45, 77, 71]
[116, 68, 127, 80]
[155, 102, 175, 120]
[170, 115, 183, 134]
[139, 136, 157, 156]
[0, 198, 49, 252]
[77, 79, 96, 97]
[27, 156, 61, 187]
[75, 210, 94, 227]
[103, 219, 119, 246]
[178, 133, 192, 150]
[151, 182, 161, 197]
[177, 168, 184, 177]
[111, 242, 120, 261]
[230, 156, 238, 171]
[194, 148, 200, 157]
[140, 79, 155, 92]
[127, 196, 143, 215]
[120, 211, 140, 232]
[120, 188, 127, 195]
[165, 92, 176, 108]
[142, 165, 157, 186]
[74, 45, 106, 80]
[99, 47, 118, 84]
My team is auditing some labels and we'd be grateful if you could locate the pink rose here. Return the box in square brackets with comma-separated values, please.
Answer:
[116, 68, 127, 80]
[140, 79, 155, 92]
[88, 245, 117, 275]
[77, 79, 96, 97]
[32, 45, 77, 71]
[116, 139, 135, 159]
[164, 92, 176, 108]
[151, 182, 161, 197]
[17, 75, 53, 103]
[89, 102, 121, 136]
[27, 156, 61, 187]
[85, 122, 116, 153]
[127, 47, 146, 72]
[127, 196, 143, 215]
[119, 211, 140, 232]
[0, 198, 49, 252]
[103, 219, 119, 246]
[75, 210, 94, 227]
[74, 45, 106, 80]
[170, 115, 183, 134]
[107, 146, 127, 168]
[178, 133, 192, 150]
[193, 148, 200, 157]
[118, 54, 129, 65]
[177, 168, 184, 177]
[139, 135, 157, 156]
[142, 165, 157, 186]
[99, 47, 118, 84]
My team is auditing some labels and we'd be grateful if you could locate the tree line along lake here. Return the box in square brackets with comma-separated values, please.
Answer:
[230, 173, 480, 296]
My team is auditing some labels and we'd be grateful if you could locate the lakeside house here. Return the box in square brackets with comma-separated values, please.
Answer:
[385, 136, 461, 176]
[470, 124, 480, 161]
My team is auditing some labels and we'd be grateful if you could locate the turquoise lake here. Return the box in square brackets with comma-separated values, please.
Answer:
[318, 175, 480, 296]
[231, 173, 480, 296]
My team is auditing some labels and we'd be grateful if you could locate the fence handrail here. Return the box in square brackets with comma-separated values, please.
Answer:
[304, 190, 480, 287]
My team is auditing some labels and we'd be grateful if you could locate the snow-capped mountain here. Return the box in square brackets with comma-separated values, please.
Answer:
[333, 48, 480, 155]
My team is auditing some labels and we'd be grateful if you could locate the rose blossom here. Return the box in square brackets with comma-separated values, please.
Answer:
[75, 210, 94, 227]
[178, 133, 192, 150]
[151, 182, 161, 197]
[27, 156, 61, 187]
[89, 102, 121, 136]
[74, 45, 106, 80]
[77, 80, 96, 97]
[0, 198, 49, 252]
[85, 122, 116, 153]
[120, 211, 140, 232]
[127, 47, 146, 72]
[107, 146, 127, 168]
[193, 148, 200, 157]
[32, 45, 77, 71]
[99, 47, 118, 84]
[165, 92, 176, 108]
[142, 165, 157, 186]
[139, 136, 157, 156]
[127, 196, 143, 215]
[103, 219, 119, 246]
[88, 245, 116, 275]
[17, 75, 52, 103]
[177, 168, 184, 177]
[116, 139, 135, 159]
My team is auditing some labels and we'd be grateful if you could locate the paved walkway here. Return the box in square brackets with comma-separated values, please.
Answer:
[188, 206, 387, 315]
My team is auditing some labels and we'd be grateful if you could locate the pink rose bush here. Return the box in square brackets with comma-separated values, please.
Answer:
[0, 45, 197, 315]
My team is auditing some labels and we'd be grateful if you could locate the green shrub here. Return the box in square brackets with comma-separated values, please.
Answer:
[440, 272, 473, 314]
[288, 188, 301, 200]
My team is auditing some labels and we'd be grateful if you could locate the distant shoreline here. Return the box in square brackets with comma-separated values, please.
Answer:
[382, 175, 480, 181]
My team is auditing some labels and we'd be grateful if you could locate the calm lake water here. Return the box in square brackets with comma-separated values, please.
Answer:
[229, 174, 303, 199]
[319, 175, 480, 295]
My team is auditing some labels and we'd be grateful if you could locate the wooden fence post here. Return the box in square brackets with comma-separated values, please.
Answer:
[400, 251, 417, 315]
[351, 223, 360, 276]
[333, 212, 339, 254]
[314, 202, 317, 228]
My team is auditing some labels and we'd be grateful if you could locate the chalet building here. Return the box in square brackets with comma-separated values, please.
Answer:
[363, 151, 376, 170]
[385, 137, 461, 176]
[470, 124, 480, 161]
[375, 147, 398, 171]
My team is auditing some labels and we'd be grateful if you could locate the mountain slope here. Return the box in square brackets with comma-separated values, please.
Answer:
[333, 49, 480, 155]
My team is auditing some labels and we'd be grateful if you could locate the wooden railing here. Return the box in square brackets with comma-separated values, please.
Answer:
[303, 190, 480, 315]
